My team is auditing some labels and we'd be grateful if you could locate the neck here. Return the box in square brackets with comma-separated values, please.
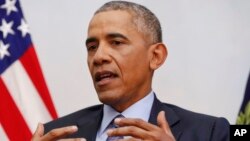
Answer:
[111, 88, 152, 112]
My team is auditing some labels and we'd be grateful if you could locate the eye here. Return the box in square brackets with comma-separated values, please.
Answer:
[87, 43, 98, 51]
[111, 40, 123, 46]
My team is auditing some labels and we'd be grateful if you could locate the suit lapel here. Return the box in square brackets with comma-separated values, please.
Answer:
[149, 96, 182, 140]
[76, 105, 103, 141]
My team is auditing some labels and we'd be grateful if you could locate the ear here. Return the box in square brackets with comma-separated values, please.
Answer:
[149, 43, 168, 70]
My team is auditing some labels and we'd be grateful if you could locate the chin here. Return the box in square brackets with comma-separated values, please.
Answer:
[97, 91, 119, 105]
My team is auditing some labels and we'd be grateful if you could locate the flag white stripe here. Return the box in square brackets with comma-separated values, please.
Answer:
[2, 60, 52, 132]
[0, 124, 9, 141]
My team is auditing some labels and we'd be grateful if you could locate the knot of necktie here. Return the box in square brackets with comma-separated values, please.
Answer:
[106, 114, 124, 141]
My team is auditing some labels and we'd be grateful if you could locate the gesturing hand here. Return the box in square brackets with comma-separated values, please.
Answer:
[107, 111, 176, 141]
[31, 123, 86, 141]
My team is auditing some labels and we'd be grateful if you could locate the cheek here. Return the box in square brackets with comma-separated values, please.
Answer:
[119, 53, 149, 80]
[87, 57, 94, 77]
[87, 56, 93, 69]
[114, 46, 150, 79]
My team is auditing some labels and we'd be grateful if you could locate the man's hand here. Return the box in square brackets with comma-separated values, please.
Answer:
[107, 111, 176, 141]
[31, 123, 86, 141]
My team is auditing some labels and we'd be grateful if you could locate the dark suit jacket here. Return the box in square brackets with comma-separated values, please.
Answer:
[45, 96, 230, 141]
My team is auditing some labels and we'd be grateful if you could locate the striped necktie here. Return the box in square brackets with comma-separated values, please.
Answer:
[106, 114, 124, 141]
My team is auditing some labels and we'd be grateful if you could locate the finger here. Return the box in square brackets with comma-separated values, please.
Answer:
[58, 138, 86, 141]
[107, 125, 149, 139]
[42, 125, 78, 140]
[157, 111, 171, 133]
[117, 137, 141, 141]
[31, 123, 44, 140]
[114, 117, 158, 131]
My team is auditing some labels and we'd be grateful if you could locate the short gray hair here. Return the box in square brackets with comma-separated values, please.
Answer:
[95, 1, 162, 44]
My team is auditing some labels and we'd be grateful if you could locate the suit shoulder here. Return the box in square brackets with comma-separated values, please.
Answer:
[163, 103, 228, 123]
[162, 103, 229, 140]
[161, 102, 230, 131]
[44, 104, 103, 133]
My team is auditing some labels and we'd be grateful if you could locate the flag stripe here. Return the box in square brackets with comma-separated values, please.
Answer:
[1, 59, 52, 132]
[20, 46, 58, 119]
[0, 78, 32, 141]
[0, 0, 58, 140]
[0, 124, 9, 141]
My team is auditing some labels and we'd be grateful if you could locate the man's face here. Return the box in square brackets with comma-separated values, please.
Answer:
[86, 10, 153, 111]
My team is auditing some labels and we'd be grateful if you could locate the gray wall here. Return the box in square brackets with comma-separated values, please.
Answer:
[21, 0, 250, 124]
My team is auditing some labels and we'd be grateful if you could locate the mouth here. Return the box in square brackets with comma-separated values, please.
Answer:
[94, 70, 118, 85]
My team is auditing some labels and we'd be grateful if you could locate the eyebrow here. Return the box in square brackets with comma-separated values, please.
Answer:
[85, 37, 97, 46]
[85, 32, 129, 46]
[106, 33, 128, 40]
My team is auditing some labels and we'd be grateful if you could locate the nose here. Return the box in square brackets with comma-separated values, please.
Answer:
[92, 44, 111, 66]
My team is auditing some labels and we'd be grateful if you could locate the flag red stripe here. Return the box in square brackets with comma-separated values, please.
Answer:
[19, 46, 58, 119]
[0, 78, 32, 141]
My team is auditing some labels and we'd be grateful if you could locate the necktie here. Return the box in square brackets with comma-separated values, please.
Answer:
[106, 114, 124, 141]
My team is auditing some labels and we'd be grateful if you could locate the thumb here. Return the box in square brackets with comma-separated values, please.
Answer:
[34, 123, 45, 137]
[157, 111, 171, 133]
[157, 111, 176, 141]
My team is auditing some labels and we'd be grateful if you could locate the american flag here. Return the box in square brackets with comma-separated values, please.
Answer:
[0, 0, 57, 140]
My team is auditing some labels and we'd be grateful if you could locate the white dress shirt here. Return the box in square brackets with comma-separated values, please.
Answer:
[96, 91, 155, 141]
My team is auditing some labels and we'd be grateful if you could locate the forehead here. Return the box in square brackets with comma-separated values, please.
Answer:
[92, 10, 132, 21]
[87, 10, 137, 37]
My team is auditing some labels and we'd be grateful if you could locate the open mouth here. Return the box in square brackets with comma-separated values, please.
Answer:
[94, 71, 118, 82]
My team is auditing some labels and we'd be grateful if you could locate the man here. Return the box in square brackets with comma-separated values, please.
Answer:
[32, 1, 230, 141]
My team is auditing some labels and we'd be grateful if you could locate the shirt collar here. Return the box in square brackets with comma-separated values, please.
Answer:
[98, 91, 155, 135]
